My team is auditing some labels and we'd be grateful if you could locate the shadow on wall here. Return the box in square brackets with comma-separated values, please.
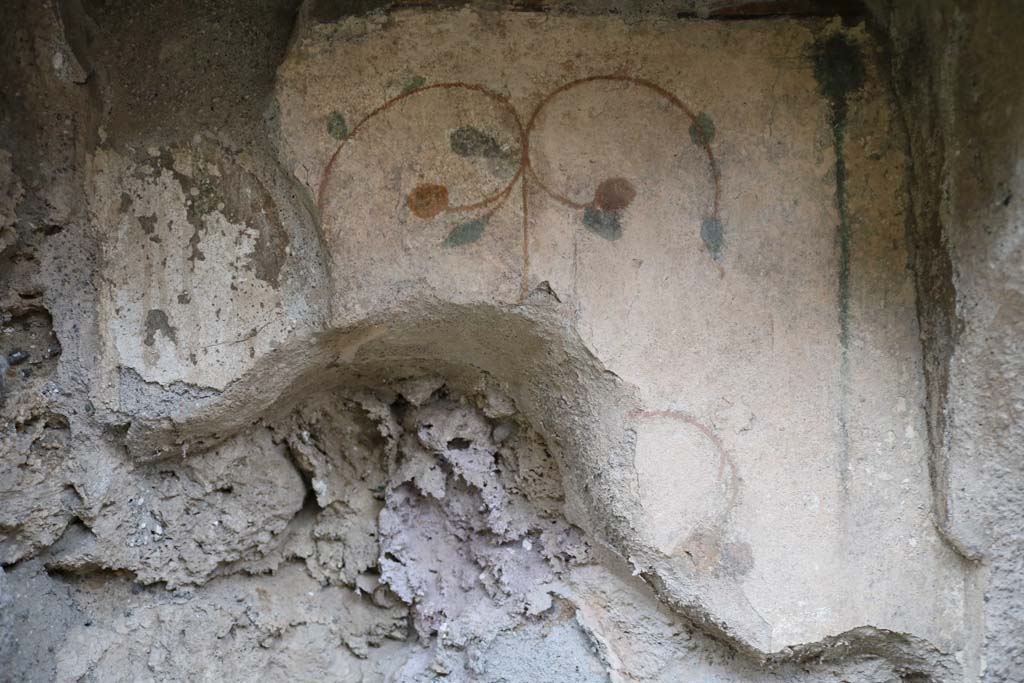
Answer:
[125, 294, 640, 554]
[117, 292, 790, 652]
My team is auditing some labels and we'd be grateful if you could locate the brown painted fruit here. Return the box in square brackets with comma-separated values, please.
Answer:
[593, 177, 636, 212]
[407, 183, 449, 219]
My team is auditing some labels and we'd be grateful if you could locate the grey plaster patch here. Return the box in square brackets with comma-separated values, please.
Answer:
[143, 309, 177, 347]
[480, 603, 610, 683]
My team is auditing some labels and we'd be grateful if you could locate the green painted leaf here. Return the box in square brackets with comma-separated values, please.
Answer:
[450, 126, 505, 159]
[582, 207, 623, 241]
[689, 112, 716, 147]
[444, 218, 487, 247]
[401, 75, 427, 94]
[327, 112, 348, 141]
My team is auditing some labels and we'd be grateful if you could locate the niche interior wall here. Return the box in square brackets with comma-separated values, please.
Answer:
[0, 1, 1021, 682]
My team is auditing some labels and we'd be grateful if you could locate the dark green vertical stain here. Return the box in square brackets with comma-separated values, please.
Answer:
[812, 32, 864, 494]
[701, 217, 724, 262]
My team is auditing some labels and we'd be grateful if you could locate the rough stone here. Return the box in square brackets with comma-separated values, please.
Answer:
[0, 2, 1020, 682]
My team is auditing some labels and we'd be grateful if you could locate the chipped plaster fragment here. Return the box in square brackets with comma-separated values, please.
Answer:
[93, 145, 294, 390]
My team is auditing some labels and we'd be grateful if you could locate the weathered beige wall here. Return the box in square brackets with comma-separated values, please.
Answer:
[257, 10, 964, 653]
[0, 1, 1019, 682]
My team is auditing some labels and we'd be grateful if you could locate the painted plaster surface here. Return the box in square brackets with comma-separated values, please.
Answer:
[92, 139, 328, 391]
[271, 11, 966, 651]
[3, 2, 1015, 681]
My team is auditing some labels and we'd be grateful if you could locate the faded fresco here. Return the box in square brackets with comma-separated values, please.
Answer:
[3, 3, 1003, 681]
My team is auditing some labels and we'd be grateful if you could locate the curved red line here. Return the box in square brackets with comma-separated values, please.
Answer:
[523, 75, 721, 225]
[316, 82, 526, 222]
[628, 408, 740, 516]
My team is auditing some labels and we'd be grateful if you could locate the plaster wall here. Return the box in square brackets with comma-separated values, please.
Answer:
[0, 2, 1018, 682]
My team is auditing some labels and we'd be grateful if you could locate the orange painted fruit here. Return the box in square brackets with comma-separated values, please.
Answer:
[407, 183, 449, 219]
